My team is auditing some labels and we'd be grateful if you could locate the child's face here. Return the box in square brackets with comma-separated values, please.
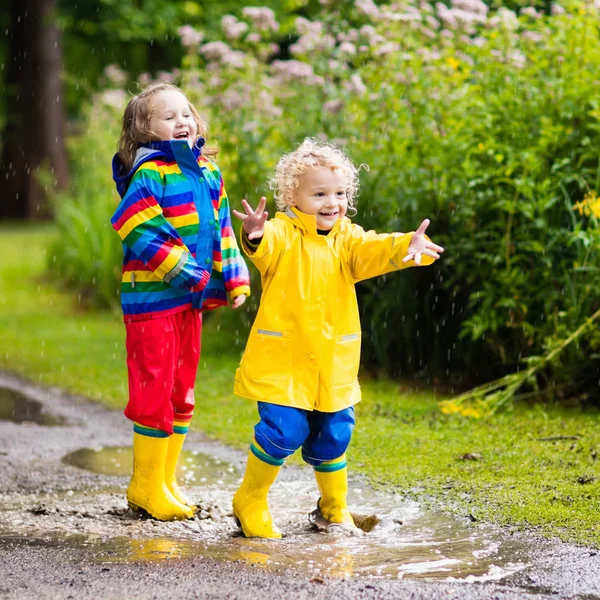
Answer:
[292, 166, 348, 231]
[148, 90, 198, 146]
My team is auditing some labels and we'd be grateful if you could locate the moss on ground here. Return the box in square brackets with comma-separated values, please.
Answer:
[1, 224, 598, 547]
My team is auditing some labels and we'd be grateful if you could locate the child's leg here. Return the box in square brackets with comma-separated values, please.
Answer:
[124, 316, 193, 520]
[233, 403, 310, 538]
[302, 407, 356, 528]
[166, 311, 202, 510]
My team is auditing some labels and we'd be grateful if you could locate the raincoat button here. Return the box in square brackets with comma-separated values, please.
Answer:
[209, 219, 214, 225]
[205, 257, 211, 264]
[308, 353, 315, 360]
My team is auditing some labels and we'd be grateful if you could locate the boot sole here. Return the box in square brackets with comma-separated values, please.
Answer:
[127, 500, 193, 521]
[232, 509, 282, 539]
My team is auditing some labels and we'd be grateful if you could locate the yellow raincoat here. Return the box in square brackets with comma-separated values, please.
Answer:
[234, 207, 434, 412]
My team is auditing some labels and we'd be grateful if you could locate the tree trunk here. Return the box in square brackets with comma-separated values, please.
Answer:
[0, 0, 69, 220]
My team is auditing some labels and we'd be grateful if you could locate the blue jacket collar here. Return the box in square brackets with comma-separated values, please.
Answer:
[112, 137, 205, 198]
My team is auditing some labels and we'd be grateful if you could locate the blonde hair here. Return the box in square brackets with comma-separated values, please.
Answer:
[117, 82, 218, 172]
[269, 138, 364, 212]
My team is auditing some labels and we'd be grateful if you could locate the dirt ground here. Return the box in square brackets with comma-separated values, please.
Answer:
[1, 371, 599, 600]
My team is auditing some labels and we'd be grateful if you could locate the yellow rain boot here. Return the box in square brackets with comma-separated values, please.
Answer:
[232, 442, 283, 538]
[127, 426, 194, 521]
[314, 456, 357, 530]
[165, 415, 197, 511]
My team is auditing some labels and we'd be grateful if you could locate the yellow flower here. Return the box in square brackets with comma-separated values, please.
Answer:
[440, 400, 461, 414]
[459, 406, 482, 418]
[478, 143, 485, 151]
[574, 191, 600, 218]
[446, 57, 460, 70]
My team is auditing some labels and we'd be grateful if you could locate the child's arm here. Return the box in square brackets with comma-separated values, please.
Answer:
[233, 197, 282, 276]
[217, 175, 251, 308]
[111, 165, 209, 292]
[347, 218, 444, 281]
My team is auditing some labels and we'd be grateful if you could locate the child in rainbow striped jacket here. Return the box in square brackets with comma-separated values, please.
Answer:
[111, 82, 250, 521]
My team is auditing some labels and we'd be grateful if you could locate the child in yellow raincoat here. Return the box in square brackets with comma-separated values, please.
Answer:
[232, 138, 444, 538]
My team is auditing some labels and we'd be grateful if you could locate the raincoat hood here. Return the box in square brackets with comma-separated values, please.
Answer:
[112, 138, 205, 198]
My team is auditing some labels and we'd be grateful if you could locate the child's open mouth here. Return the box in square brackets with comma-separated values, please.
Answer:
[319, 211, 338, 217]
[174, 132, 189, 140]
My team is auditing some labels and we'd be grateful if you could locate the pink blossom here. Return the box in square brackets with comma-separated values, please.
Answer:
[221, 50, 247, 68]
[521, 6, 541, 18]
[344, 73, 367, 95]
[489, 8, 519, 29]
[221, 15, 249, 40]
[338, 30, 359, 43]
[156, 71, 175, 83]
[138, 72, 151, 86]
[522, 30, 543, 42]
[296, 17, 323, 35]
[420, 27, 437, 39]
[551, 4, 565, 15]
[452, 0, 488, 17]
[375, 41, 401, 56]
[339, 41, 357, 56]
[355, 0, 381, 18]
[511, 51, 526, 68]
[242, 7, 279, 31]
[200, 41, 231, 61]
[426, 15, 441, 28]
[246, 32, 262, 43]
[243, 121, 259, 133]
[104, 64, 127, 85]
[219, 89, 245, 110]
[177, 25, 203, 47]
[257, 90, 282, 117]
[271, 59, 315, 81]
[100, 89, 127, 109]
[208, 75, 223, 88]
[384, 12, 422, 22]
[291, 32, 336, 56]
[359, 25, 386, 45]
[323, 99, 345, 114]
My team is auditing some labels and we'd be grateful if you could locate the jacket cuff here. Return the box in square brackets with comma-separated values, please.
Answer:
[190, 269, 211, 292]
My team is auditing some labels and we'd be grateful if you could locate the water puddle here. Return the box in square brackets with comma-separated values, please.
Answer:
[4, 444, 533, 582]
[1, 475, 530, 582]
[0, 386, 66, 426]
[61, 446, 239, 485]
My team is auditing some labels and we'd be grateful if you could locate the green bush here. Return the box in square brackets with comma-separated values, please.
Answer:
[49, 99, 123, 311]
[52, 0, 600, 401]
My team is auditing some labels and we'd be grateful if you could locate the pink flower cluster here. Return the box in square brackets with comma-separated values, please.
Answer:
[177, 25, 203, 47]
[242, 7, 279, 32]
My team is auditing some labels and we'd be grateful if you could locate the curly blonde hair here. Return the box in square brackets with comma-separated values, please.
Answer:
[268, 138, 364, 212]
[117, 82, 218, 172]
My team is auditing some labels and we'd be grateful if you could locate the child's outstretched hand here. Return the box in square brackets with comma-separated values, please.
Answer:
[403, 219, 445, 265]
[232, 197, 269, 240]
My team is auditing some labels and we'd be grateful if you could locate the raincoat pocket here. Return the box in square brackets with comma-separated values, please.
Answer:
[331, 333, 361, 387]
[241, 329, 292, 382]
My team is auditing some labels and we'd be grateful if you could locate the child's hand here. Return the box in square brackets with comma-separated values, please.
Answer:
[403, 219, 445, 265]
[232, 197, 269, 240]
[232, 294, 247, 309]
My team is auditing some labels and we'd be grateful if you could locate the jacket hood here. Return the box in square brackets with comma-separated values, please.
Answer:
[277, 206, 345, 236]
[112, 138, 205, 198]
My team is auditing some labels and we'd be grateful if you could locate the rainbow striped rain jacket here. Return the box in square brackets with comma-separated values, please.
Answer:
[111, 139, 250, 322]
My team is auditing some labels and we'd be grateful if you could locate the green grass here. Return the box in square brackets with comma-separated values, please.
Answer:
[1, 223, 599, 547]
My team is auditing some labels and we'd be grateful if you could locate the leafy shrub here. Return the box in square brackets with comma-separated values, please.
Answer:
[52, 0, 600, 401]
